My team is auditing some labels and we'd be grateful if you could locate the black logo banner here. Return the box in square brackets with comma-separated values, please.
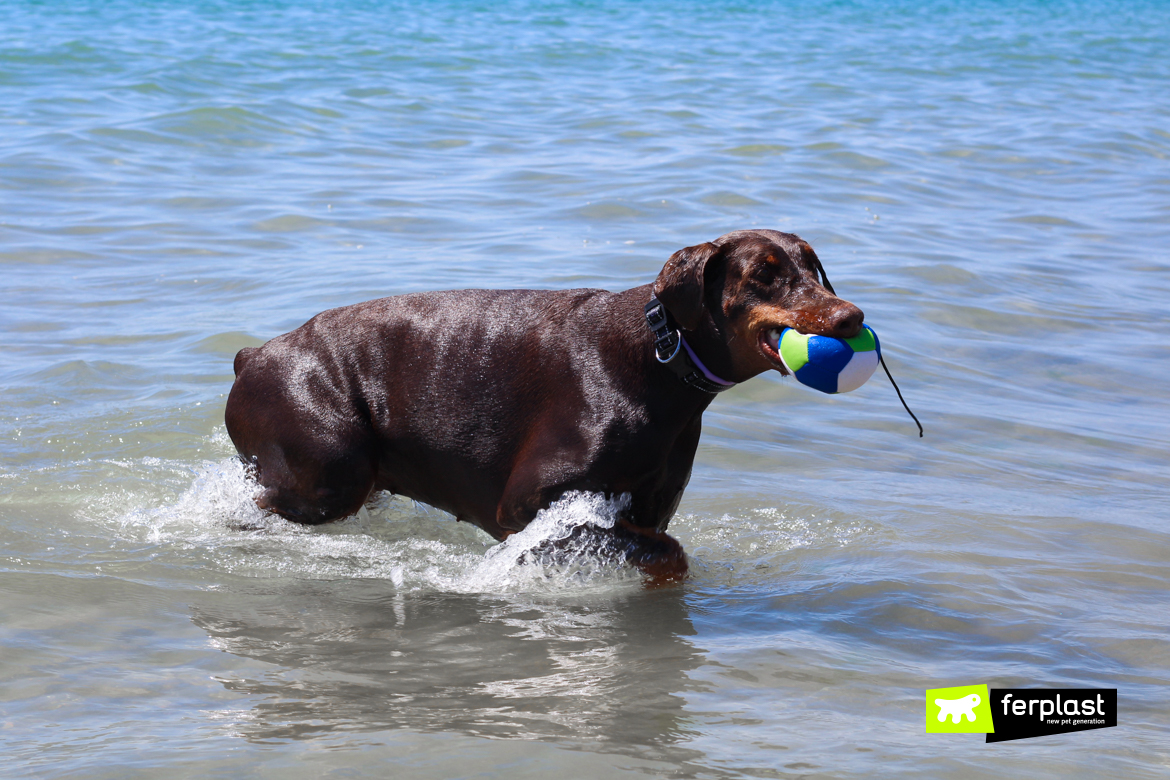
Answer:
[986, 689, 1117, 743]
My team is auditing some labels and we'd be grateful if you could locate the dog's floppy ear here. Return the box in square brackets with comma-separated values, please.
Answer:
[653, 242, 720, 331]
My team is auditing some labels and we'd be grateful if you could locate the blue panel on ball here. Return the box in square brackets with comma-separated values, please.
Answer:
[794, 334, 853, 394]
[806, 335, 854, 373]
[795, 363, 838, 394]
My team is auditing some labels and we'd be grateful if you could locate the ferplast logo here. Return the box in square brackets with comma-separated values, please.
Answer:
[926, 686, 1117, 743]
[925, 684, 995, 734]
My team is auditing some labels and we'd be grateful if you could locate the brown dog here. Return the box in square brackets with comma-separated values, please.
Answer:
[225, 229, 863, 580]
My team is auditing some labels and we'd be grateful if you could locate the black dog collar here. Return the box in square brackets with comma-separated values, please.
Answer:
[644, 296, 737, 394]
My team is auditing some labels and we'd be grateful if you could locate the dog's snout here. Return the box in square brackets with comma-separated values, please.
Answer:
[828, 302, 864, 339]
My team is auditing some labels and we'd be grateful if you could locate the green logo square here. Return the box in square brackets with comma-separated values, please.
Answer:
[926, 684, 995, 733]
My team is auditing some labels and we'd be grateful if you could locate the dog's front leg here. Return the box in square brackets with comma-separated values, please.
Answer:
[496, 464, 688, 585]
[610, 518, 688, 584]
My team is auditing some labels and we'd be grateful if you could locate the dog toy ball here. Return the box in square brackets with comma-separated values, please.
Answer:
[778, 324, 880, 394]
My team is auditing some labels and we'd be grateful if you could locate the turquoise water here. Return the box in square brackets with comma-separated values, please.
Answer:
[3, 1, 1169, 777]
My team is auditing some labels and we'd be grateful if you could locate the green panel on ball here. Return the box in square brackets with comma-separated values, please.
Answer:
[779, 329, 810, 372]
[844, 326, 876, 352]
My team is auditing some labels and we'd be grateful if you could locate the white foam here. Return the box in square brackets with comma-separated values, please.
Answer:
[79, 432, 869, 593]
[100, 456, 641, 594]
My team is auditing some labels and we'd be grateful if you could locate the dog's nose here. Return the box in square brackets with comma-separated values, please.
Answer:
[827, 302, 864, 339]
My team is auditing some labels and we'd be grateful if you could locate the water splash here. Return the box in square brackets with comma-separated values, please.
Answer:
[106, 456, 641, 593]
[463, 491, 640, 592]
[77, 431, 868, 594]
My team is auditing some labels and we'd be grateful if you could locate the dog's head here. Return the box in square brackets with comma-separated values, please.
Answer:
[653, 229, 864, 380]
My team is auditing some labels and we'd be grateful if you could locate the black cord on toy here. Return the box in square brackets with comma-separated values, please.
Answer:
[879, 354, 923, 437]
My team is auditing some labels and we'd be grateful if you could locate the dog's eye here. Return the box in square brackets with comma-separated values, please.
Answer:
[751, 265, 776, 285]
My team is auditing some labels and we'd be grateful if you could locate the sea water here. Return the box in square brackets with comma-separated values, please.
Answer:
[2, 1, 1169, 777]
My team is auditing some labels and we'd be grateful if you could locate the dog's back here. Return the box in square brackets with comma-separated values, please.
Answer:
[225, 286, 668, 535]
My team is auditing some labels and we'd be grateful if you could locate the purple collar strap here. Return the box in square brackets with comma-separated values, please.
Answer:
[680, 336, 736, 388]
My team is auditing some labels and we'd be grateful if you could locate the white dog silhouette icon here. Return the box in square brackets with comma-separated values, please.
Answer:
[935, 693, 981, 723]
